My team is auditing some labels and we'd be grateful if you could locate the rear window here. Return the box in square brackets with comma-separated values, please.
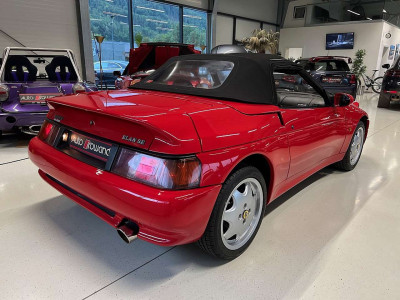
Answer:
[297, 60, 350, 72]
[146, 60, 234, 89]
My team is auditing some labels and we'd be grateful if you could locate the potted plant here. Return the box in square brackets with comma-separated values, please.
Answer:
[352, 49, 367, 94]
[241, 29, 280, 54]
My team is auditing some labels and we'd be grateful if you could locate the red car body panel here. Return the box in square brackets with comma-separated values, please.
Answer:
[29, 72, 369, 247]
[29, 138, 221, 245]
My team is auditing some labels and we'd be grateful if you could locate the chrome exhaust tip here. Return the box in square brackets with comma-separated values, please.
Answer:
[21, 125, 42, 135]
[117, 221, 139, 244]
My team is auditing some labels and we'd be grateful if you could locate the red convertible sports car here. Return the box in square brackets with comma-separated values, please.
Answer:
[29, 54, 368, 259]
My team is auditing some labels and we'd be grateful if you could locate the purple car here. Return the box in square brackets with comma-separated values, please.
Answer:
[0, 47, 97, 136]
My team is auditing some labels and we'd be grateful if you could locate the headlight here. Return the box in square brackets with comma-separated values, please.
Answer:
[111, 148, 201, 189]
[0, 84, 9, 102]
[73, 83, 86, 94]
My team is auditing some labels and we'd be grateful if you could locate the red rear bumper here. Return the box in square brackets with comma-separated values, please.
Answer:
[29, 137, 221, 246]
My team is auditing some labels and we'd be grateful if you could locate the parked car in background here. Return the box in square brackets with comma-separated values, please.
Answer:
[296, 56, 357, 98]
[0, 47, 96, 136]
[378, 57, 400, 108]
[94, 60, 128, 89]
[211, 44, 247, 54]
[29, 54, 368, 259]
[115, 43, 200, 89]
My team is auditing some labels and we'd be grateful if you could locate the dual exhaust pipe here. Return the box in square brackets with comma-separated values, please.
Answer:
[21, 125, 42, 135]
[117, 220, 139, 243]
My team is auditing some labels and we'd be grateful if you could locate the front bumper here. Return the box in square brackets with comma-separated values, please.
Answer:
[0, 111, 47, 131]
[29, 137, 221, 246]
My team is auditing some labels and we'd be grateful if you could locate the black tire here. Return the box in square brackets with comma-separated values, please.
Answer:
[372, 77, 383, 94]
[335, 121, 365, 171]
[378, 94, 391, 108]
[197, 166, 267, 260]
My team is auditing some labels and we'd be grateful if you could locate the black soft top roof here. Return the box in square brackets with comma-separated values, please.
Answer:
[131, 53, 302, 104]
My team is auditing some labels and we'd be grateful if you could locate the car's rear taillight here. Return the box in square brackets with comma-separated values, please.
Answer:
[383, 90, 398, 94]
[386, 70, 400, 77]
[348, 74, 357, 84]
[73, 83, 86, 94]
[0, 84, 9, 102]
[38, 120, 59, 144]
[111, 148, 201, 189]
[282, 75, 296, 83]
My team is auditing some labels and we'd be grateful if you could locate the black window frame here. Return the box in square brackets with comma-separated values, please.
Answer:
[271, 65, 331, 108]
[293, 6, 306, 19]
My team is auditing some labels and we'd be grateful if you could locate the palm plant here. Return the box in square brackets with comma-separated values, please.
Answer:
[241, 29, 280, 54]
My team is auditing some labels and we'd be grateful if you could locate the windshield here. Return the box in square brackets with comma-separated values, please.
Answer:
[297, 60, 350, 72]
[145, 60, 234, 89]
[1, 49, 79, 82]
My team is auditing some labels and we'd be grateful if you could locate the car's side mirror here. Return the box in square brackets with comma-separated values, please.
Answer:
[113, 70, 121, 77]
[382, 63, 390, 69]
[334, 93, 354, 107]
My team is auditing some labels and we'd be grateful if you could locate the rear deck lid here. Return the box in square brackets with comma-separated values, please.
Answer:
[46, 90, 225, 154]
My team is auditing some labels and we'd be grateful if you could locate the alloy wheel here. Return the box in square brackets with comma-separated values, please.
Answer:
[221, 178, 263, 250]
[350, 126, 364, 165]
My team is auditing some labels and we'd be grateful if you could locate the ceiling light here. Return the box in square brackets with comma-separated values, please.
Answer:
[146, 19, 168, 24]
[103, 11, 127, 18]
[183, 14, 202, 19]
[383, 9, 387, 13]
[347, 9, 360, 16]
[137, 6, 165, 13]
[156, 27, 173, 31]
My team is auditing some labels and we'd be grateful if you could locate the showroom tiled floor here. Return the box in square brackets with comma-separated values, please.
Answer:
[1, 93, 400, 299]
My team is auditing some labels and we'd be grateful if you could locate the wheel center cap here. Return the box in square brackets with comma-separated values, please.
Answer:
[242, 210, 249, 220]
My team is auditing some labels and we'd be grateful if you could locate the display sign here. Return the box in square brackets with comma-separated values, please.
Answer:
[69, 132, 113, 162]
[20, 94, 62, 104]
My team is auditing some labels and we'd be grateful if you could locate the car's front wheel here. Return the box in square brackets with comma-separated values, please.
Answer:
[197, 166, 266, 260]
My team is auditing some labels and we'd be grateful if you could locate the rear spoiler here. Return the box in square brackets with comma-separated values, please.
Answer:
[310, 56, 352, 64]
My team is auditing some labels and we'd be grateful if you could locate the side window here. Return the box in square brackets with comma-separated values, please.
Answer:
[273, 68, 326, 108]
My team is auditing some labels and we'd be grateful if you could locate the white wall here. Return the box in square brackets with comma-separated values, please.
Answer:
[169, 0, 208, 10]
[0, 0, 82, 75]
[279, 21, 386, 76]
[379, 22, 400, 71]
[215, 15, 234, 46]
[217, 0, 278, 24]
[235, 19, 260, 41]
[214, 0, 278, 47]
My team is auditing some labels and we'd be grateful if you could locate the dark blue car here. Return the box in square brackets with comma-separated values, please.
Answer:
[296, 56, 357, 98]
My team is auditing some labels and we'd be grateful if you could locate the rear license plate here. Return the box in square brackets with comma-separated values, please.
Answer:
[20, 94, 62, 104]
[321, 76, 342, 84]
[69, 131, 113, 162]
